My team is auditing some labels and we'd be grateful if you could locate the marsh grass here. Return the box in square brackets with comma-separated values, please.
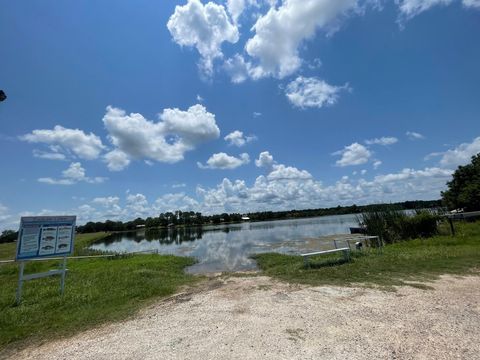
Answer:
[359, 209, 440, 244]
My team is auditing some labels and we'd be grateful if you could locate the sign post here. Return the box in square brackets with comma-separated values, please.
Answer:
[15, 216, 76, 304]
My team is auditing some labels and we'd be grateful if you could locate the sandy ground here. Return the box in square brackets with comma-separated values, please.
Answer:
[5, 275, 480, 360]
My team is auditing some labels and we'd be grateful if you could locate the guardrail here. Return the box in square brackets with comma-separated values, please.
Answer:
[444, 210, 480, 219]
[443, 211, 480, 235]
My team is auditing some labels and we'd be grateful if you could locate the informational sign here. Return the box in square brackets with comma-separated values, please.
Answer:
[16, 216, 76, 260]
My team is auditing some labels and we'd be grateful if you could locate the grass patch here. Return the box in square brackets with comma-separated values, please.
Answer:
[405, 283, 435, 290]
[0, 233, 198, 352]
[253, 221, 480, 288]
[304, 256, 351, 268]
[0, 242, 16, 261]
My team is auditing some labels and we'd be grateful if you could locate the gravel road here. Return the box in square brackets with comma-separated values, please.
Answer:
[5, 275, 480, 360]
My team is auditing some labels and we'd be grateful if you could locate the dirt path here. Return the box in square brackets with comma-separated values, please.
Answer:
[7, 275, 480, 360]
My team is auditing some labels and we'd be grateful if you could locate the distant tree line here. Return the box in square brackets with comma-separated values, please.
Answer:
[76, 200, 442, 234]
[76, 211, 245, 233]
[0, 230, 18, 244]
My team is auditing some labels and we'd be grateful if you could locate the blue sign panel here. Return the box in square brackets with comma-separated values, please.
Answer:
[15, 216, 76, 260]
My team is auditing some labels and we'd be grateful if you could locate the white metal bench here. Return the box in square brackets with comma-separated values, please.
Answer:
[301, 247, 350, 267]
[333, 235, 382, 251]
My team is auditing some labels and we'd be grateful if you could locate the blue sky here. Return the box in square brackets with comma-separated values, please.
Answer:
[1, 0, 479, 229]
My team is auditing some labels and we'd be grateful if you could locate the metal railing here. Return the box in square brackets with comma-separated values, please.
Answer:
[0, 249, 160, 265]
[443, 211, 480, 235]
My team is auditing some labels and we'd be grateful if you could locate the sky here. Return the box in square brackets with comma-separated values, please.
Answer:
[1, 0, 480, 230]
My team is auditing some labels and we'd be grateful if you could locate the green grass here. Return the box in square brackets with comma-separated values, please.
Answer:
[0, 242, 16, 261]
[0, 233, 198, 352]
[253, 221, 480, 288]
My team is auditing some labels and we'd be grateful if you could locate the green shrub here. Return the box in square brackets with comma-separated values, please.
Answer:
[405, 210, 439, 238]
[360, 210, 439, 243]
[0, 231, 17, 244]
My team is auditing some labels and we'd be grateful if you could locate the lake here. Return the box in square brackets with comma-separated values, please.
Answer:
[89, 214, 360, 273]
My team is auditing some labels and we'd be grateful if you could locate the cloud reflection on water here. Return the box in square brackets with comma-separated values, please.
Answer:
[89, 214, 358, 273]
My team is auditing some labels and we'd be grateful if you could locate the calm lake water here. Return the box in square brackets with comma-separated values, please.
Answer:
[89, 214, 359, 273]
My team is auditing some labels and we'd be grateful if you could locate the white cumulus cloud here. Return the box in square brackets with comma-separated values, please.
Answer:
[406, 131, 425, 140]
[126, 193, 150, 217]
[62, 162, 87, 180]
[103, 149, 131, 171]
[227, 0, 247, 22]
[374, 167, 452, 183]
[334, 143, 372, 167]
[438, 136, 480, 169]
[198, 152, 250, 169]
[255, 151, 274, 169]
[154, 193, 199, 213]
[38, 162, 107, 185]
[196, 156, 452, 214]
[245, 0, 359, 79]
[21, 125, 105, 160]
[224, 130, 256, 146]
[16, 154, 459, 224]
[167, 0, 239, 77]
[92, 196, 122, 215]
[365, 136, 398, 146]
[223, 54, 254, 83]
[267, 164, 312, 181]
[285, 76, 349, 109]
[103, 104, 220, 170]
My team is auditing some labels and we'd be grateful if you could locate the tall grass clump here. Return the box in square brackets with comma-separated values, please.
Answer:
[359, 210, 440, 244]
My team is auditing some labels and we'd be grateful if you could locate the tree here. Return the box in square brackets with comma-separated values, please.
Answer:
[442, 153, 480, 211]
[0, 230, 17, 243]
